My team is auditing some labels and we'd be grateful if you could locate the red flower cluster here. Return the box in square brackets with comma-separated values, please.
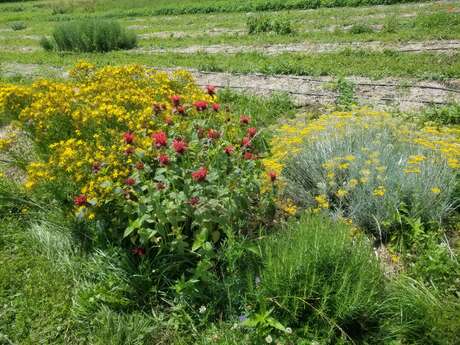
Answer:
[188, 196, 200, 206]
[242, 136, 251, 147]
[206, 85, 216, 96]
[207, 129, 220, 140]
[176, 105, 186, 115]
[224, 145, 234, 155]
[172, 138, 187, 154]
[158, 154, 170, 166]
[170, 95, 181, 106]
[194, 101, 208, 111]
[192, 167, 208, 182]
[125, 178, 136, 186]
[268, 171, 277, 182]
[152, 131, 168, 147]
[124, 146, 135, 155]
[136, 161, 144, 170]
[74, 194, 88, 206]
[123, 131, 134, 144]
[244, 152, 255, 160]
[247, 127, 257, 138]
[240, 115, 251, 124]
[212, 103, 220, 112]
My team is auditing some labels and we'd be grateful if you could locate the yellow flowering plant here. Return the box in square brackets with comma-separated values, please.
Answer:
[265, 108, 459, 244]
[0, 63, 275, 280]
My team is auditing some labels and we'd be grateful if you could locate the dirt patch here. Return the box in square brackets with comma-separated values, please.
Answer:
[134, 40, 460, 55]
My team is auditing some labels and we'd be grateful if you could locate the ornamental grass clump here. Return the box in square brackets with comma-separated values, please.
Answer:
[0, 62, 274, 286]
[256, 214, 384, 343]
[264, 108, 459, 244]
[41, 19, 137, 52]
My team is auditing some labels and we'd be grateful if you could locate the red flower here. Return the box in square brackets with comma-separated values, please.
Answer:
[172, 138, 187, 154]
[92, 162, 101, 173]
[158, 154, 170, 166]
[207, 129, 220, 140]
[74, 194, 87, 206]
[124, 146, 135, 155]
[206, 85, 216, 96]
[153, 103, 166, 115]
[123, 131, 135, 144]
[224, 145, 234, 155]
[194, 100, 208, 111]
[244, 152, 255, 160]
[152, 131, 168, 148]
[176, 105, 186, 115]
[240, 115, 251, 124]
[188, 196, 200, 207]
[247, 127, 257, 138]
[268, 171, 277, 182]
[212, 103, 220, 112]
[125, 178, 136, 186]
[242, 136, 251, 147]
[136, 161, 144, 170]
[171, 95, 181, 106]
[156, 182, 166, 191]
[192, 167, 208, 182]
[165, 116, 174, 126]
[131, 247, 145, 256]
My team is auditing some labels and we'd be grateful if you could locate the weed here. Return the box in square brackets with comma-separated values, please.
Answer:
[247, 15, 294, 35]
[10, 21, 26, 31]
[335, 77, 356, 109]
[349, 23, 374, 34]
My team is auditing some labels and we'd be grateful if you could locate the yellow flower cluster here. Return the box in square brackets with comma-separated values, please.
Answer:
[0, 62, 215, 204]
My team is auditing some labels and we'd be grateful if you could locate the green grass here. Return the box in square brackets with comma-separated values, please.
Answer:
[1, 49, 459, 80]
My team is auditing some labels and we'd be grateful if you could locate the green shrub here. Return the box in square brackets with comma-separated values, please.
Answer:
[349, 24, 374, 34]
[249, 213, 385, 343]
[382, 15, 399, 33]
[386, 276, 460, 344]
[419, 103, 460, 126]
[247, 15, 294, 35]
[10, 21, 27, 31]
[43, 20, 137, 52]
[276, 109, 459, 246]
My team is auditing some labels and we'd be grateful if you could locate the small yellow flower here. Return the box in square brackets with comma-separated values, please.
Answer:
[336, 189, 348, 198]
[431, 187, 441, 194]
[372, 186, 385, 197]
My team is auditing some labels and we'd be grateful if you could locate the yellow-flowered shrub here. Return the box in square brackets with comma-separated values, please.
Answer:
[0, 63, 275, 269]
[265, 108, 459, 244]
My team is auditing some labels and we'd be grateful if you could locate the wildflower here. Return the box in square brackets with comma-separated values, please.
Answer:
[207, 129, 220, 140]
[176, 105, 186, 115]
[212, 103, 220, 112]
[194, 100, 208, 111]
[285, 327, 292, 334]
[125, 178, 136, 186]
[188, 196, 200, 206]
[192, 167, 208, 182]
[242, 136, 251, 147]
[247, 127, 257, 138]
[199, 305, 207, 314]
[315, 194, 329, 209]
[158, 154, 170, 166]
[244, 152, 255, 160]
[131, 247, 145, 256]
[224, 145, 235, 155]
[240, 115, 251, 124]
[172, 138, 187, 154]
[152, 103, 166, 115]
[164, 116, 173, 126]
[92, 162, 101, 173]
[156, 182, 166, 190]
[373, 186, 385, 197]
[265, 335, 273, 344]
[152, 131, 168, 148]
[239, 315, 248, 322]
[431, 187, 441, 194]
[255, 276, 261, 285]
[336, 189, 348, 198]
[74, 194, 88, 206]
[124, 146, 135, 155]
[268, 171, 277, 182]
[206, 85, 216, 96]
[123, 131, 134, 144]
[136, 161, 144, 170]
[170, 95, 181, 106]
